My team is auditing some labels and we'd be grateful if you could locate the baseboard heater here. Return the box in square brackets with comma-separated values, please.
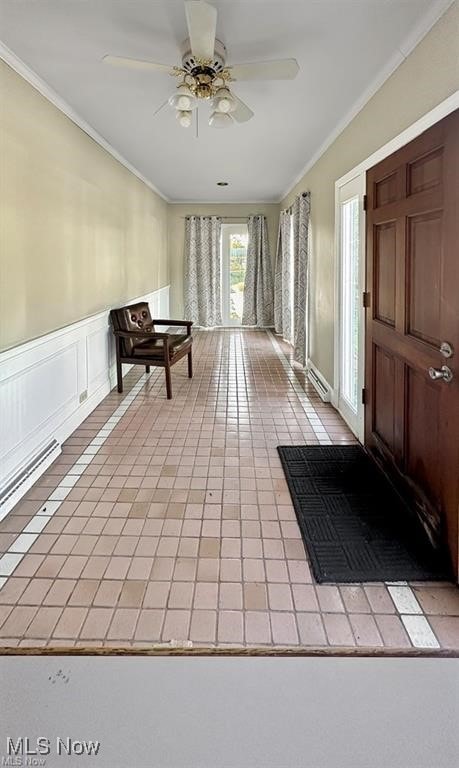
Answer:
[307, 365, 331, 402]
[0, 439, 61, 511]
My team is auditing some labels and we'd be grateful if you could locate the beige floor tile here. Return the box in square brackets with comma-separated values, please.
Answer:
[323, 614, 356, 646]
[173, 558, 198, 581]
[93, 580, 123, 607]
[374, 615, 412, 648]
[0, 606, 37, 636]
[150, 557, 175, 581]
[162, 610, 191, 641]
[270, 612, 299, 645]
[68, 579, 99, 606]
[169, 582, 194, 609]
[316, 586, 345, 613]
[144, 581, 171, 609]
[219, 583, 243, 610]
[190, 610, 217, 642]
[339, 586, 372, 613]
[349, 614, 384, 646]
[107, 608, 139, 640]
[25, 607, 62, 639]
[413, 586, 459, 616]
[194, 582, 218, 610]
[244, 583, 268, 610]
[135, 609, 164, 641]
[296, 613, 327, 645]
[245, 611, 271, 644]
[217, 611, 244, 643]
[0, 577, 30, 604]
[364, 586, 396, 614]
[19, 579, 53, 605]
[427, 616, 459, 649]
[268, 583, 293, 611]
[0, 330, 453, 652]
[196, 558, 220, 582]
[79, 607, 114, 640]
[51, 607, 89, 639]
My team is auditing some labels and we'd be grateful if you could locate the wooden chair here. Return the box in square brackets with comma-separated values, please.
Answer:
[110, 302, 193, 399]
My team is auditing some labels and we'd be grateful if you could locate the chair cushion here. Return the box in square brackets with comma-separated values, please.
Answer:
[132, 334, 191, 359]
[110, 302, 155, 355]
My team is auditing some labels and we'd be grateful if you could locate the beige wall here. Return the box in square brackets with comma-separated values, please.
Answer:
[2, 1, 458, 363]
[0, 60, 169, 352]
[282, 1, 459, 384]
[167, 203, 280, 317]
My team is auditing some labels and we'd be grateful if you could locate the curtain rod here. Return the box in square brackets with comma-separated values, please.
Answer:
[181, 215, 265, 220]
[282, 191, 309, 215]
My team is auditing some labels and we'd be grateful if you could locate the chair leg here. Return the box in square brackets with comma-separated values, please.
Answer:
[116, 357, 123, 393]
[145, 365, 150, 373]
[165, 363, 172, 399]
[188, 349, 193, 379]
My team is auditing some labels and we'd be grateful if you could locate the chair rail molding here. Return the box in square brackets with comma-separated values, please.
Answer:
[0, 286, 170, 521]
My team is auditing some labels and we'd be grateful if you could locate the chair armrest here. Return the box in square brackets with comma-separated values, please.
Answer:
[113, 329, 169, 340]
[153, 319, 193, 328]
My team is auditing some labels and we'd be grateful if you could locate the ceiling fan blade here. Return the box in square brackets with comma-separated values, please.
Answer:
[102, 55, 174, 73]
[229, 58, 299, 82]
[185, 1, 217, 60]
[232, 95, 254, 124]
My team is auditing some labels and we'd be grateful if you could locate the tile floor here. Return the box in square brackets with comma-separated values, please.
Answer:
[0, 329, 458, 651]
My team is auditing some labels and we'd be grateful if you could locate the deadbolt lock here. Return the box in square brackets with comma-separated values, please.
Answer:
[440, 341, 453, 359]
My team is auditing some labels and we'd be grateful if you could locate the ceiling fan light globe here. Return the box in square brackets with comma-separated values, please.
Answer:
[176, 110, 192, 128]
[177, 94, 192, 110]
[169, 84, 197, 111]
[217, 97, 232, 113]
[212, 87, 236, 114]
[209, 111, 233, 129]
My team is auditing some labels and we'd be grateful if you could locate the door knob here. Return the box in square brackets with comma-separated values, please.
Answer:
[428, 365, 453, 383]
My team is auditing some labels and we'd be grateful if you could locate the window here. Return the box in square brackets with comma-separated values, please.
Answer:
[221, 224, 248, 325]
[336, 174, 365, 440]
[340, 196, 359, 410]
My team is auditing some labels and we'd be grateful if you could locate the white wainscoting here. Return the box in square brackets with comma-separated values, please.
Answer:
[0, 286, 169, 520]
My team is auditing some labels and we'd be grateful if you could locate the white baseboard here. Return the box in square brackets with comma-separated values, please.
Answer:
[306, 360, 334, 403]
[0, 286, 169, 521]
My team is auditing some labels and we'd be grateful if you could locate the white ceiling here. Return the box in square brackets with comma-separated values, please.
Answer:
[0, 0, 450, 202]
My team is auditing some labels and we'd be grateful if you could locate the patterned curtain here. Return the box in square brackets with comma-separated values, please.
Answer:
[291, 192, 310, 366]
[242, 215, 274, 327]
[184, 216, 222, 327]
[274, 210, 293, 344]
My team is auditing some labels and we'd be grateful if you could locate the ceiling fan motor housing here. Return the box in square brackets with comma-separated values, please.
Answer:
[180, 37, 227, 76]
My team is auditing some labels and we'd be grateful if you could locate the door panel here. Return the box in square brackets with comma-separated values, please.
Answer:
[375, 173, 398, 206]
[373, 345, 396, 451]
[407, 212, 442, 345]
[374, 222, 397, 326]
[407, 147, 443, 195]
[405, 367, 441, 502]
[365, 109, 459, 578]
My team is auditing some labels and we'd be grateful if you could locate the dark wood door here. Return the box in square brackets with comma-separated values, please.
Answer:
[365, 109, 459, 579]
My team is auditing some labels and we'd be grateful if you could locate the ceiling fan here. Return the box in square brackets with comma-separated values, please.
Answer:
[103, 0, 299, 129]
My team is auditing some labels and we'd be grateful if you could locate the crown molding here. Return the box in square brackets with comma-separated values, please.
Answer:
[168, 200, 280, 206]
[279, 0, 455, 203]
[0, 41, 170, 203]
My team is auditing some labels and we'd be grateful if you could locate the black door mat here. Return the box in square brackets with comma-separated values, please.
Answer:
[277, 445, 449, 583]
